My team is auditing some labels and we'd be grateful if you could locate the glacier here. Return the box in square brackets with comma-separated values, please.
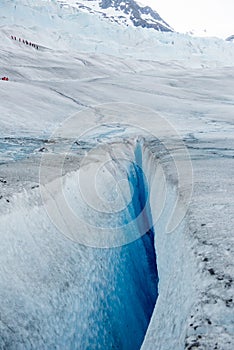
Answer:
[0, 0, 234, 349]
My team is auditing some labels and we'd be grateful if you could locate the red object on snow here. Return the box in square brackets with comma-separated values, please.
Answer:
[1, 77, 9, 81]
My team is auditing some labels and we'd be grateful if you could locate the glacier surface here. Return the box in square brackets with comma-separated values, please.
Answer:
[0, 0, 234, 349]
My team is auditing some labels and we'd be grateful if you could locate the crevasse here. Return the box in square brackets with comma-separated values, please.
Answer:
[1, 138, 183, 349]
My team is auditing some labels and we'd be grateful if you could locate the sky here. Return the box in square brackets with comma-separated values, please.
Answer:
[139, 0, 234, 39]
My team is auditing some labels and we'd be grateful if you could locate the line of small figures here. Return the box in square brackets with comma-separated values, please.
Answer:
[10, 36, 39, 50]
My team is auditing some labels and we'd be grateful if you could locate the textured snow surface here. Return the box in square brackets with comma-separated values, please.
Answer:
[0, 0, 234, 349]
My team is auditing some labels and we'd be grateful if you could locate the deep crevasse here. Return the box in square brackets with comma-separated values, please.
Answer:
[0, 138, 159, 349]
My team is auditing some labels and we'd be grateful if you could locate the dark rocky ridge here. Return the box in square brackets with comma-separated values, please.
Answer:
[226, 35, 234, 41]
[58, 0, 173, 32]
[99, 0, 172, 31]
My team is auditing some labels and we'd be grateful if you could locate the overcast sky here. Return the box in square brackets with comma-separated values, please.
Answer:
[139, 0, 233, 38]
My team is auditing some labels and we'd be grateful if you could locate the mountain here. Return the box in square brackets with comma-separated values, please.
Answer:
[57, 0, 173, 32]
[226, 34, 234, 42]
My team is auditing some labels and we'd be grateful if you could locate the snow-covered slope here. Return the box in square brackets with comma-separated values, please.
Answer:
[56, 0, 173, 31]
[1, 0, 234, 66]
[0, 1, 234, 349]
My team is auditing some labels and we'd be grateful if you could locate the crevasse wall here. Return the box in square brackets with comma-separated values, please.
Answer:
[140, 141, 198, 350]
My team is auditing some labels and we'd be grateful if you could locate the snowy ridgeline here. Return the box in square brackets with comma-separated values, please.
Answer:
[1, 0, 234, 66]
[56, 0, 173, 32]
